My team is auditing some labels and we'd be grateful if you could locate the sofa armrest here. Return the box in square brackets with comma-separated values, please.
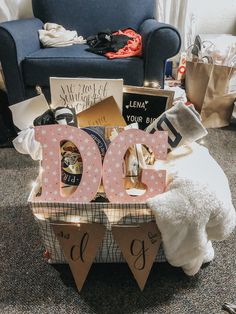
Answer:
[0, 18, 43, 104]
[139, 19, 181, 87]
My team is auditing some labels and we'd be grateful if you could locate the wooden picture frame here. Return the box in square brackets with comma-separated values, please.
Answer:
[123, 85, 174, 130]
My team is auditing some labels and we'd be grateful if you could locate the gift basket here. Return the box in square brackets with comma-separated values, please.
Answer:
[10, 78, 174, 290]
[10, 77, 235, 291]
[28, 122, 167, 265]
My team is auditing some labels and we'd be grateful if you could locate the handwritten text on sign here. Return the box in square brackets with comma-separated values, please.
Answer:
[112, 222, 161, 290]
[35, 125, 168, 203]
[50, 78, 123, 114]
[123, 93, 169, 130]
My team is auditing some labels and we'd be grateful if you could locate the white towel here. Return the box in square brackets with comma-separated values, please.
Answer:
[38, 23, 86, 48]
[147, 143, 236, 276]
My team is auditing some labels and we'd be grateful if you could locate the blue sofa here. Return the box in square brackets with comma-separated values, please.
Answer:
[0, 0, 181, 105]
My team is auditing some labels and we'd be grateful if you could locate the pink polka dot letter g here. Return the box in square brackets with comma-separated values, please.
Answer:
[103, 129, 168, 203]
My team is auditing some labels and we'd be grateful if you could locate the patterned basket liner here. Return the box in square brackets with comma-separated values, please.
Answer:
[29, 185, 166, 263]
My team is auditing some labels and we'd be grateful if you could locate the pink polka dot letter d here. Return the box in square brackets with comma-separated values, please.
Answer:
[35, 125, 102, 203]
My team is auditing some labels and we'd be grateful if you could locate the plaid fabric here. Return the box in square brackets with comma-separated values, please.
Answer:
[29, 201, 166, 263]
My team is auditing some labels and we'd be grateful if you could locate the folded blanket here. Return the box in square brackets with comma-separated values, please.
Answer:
[147, 143, 236, 275]
[146, 101, 208, 150]
[39, 23, 86, 47]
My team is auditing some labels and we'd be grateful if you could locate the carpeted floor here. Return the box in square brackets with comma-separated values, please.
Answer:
[0, 127, 235, 314]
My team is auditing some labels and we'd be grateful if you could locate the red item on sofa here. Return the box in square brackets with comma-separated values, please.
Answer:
[105, 29, 142, 59]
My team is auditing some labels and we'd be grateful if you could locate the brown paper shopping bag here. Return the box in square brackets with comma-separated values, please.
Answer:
[186, 61, 236, 128]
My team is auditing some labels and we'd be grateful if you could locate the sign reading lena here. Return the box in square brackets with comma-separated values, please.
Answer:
[35, 125, 168, 203]
[123, 94, 168, 128]
[122, 86, 174, 130]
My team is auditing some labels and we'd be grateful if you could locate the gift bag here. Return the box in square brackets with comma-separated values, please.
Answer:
[185, 61, 236, 128]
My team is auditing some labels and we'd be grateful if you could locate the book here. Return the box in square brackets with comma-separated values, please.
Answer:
[77, 96, 127, 127]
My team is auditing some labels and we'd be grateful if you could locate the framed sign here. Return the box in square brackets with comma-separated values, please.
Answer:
[50, 77, 123, 114]
[122, 86, 174, 130]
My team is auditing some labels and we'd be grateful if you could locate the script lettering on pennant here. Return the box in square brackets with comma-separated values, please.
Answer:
[52, 222, 106, 292]
[103, 129, 168, 203]
[112, 222, 161, 291]
[35, 125, 103, 203]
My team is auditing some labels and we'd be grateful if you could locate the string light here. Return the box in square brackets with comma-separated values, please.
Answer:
[69, 216, 81, 223]
[31, 181, 38, 189]
[39, 166, 44, 175]
[144, 81, 161, 88]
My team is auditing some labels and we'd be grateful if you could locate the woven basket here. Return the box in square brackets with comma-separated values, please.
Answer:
[29, 185, 166, 263]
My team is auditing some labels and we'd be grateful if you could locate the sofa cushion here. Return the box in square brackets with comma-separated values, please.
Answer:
[32, 0, 156, 37]
[22, 44, 144, 87]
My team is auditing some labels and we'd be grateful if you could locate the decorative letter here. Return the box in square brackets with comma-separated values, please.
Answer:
[103, 129, 168, 203]
[35, 125, 102, 202]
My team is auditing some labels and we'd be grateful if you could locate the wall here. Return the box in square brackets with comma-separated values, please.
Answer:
[18, 0, 33, 19]
[156, 0, 236, 51]
[0, 0, 32, 22]
[193, 0, 236, 35]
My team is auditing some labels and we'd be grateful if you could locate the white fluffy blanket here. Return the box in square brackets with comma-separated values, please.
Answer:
[147, 143, 235, 276]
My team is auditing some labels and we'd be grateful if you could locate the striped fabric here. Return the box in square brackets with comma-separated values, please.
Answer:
[29, 200, 166, 263]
